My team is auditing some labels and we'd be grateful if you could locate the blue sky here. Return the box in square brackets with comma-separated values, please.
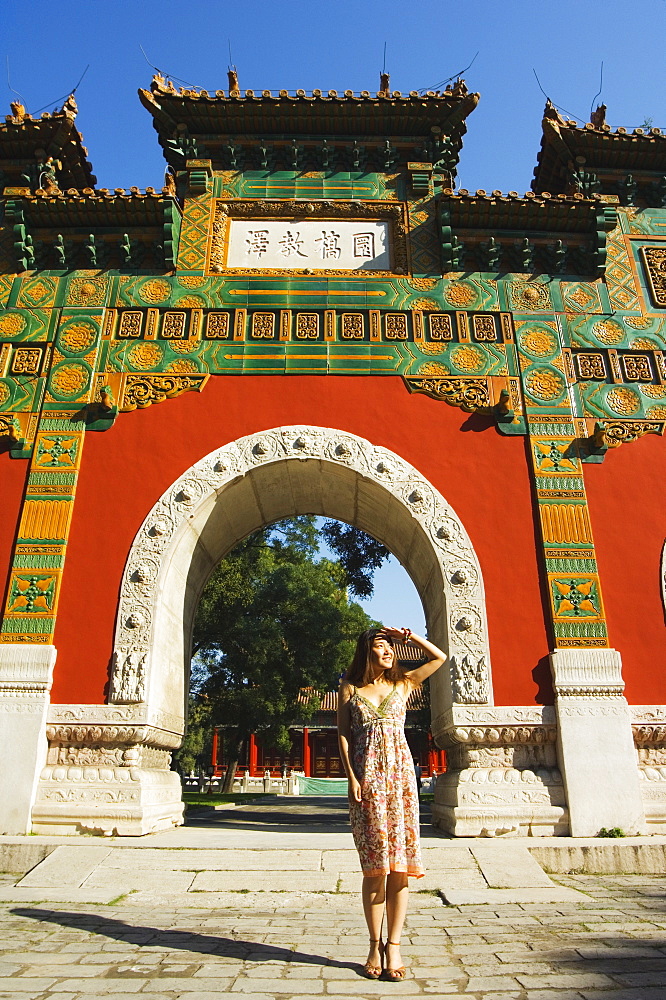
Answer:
[5, 0, 666, 195]
[4, 0, 663, 632]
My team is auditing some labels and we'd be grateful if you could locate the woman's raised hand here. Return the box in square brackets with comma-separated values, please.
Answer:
[380, 626, 413, 643]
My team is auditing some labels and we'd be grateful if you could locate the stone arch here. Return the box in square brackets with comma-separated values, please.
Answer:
[110, 425, 493, 739]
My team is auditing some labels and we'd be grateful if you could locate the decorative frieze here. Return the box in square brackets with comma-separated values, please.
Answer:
[430, 704, 566, 837]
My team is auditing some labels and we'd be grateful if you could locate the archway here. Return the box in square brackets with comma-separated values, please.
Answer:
[34, 426, 495, 836]
[110, 425, 493, 744]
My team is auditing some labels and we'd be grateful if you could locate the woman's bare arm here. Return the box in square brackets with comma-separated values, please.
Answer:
[337, 680, 361, 802]
[381, 627, 447, 687]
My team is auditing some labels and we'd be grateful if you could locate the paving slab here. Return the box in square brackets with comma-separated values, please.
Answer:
[0, 887, 119, 904]
[190, 871, 338, 892]
[470, 843, 556, 888]
[100, 848, 325, 872]
[16, 846, 112, 888]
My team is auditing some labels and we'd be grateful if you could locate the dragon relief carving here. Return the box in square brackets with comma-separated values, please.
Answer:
[109, 649, 147, 704]
[450, 653, 490, 704]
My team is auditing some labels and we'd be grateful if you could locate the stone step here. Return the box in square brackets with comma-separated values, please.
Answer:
[9, 841, 589, 906]
[471, 844, 555, 888]
[16, 846, 112, 888]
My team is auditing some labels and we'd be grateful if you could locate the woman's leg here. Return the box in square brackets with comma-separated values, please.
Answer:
[385, 872, 409, 973]
[361, 874, 386, 968]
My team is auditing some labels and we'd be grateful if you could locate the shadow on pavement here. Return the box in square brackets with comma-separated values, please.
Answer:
[184, 794, 447, 837]
[12, 908, 360, 972]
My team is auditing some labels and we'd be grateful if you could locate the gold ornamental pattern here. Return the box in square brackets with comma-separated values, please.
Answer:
[603, 420, 666, 447]
[405, 376, 490, 411]
[120, 374, 210, 411]
[540, 504, 593, 544]
[641, 247, 666, 307]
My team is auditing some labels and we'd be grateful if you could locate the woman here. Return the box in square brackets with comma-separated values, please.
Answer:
[337, 626, 446, 981]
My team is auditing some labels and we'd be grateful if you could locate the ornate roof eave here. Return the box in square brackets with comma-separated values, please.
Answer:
[0, 97, 96, 190]
[138, 80, 480, 143]
[533, 103, 666, 194]
[1, 188, 181, 227]
[438, 187, 609, 234]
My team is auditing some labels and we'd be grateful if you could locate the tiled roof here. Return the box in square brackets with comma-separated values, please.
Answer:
[138, 76, 479, 146]
[1, 97, 96, 190]
[532, 103, 666, 195]
[439, 187, 607, 235]
[298, 643, 429, 712]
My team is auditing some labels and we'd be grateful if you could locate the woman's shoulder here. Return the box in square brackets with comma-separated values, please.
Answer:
[338, 678, 355, 700]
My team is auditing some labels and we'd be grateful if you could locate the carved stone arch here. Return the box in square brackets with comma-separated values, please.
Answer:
[111, 425, 493, 739]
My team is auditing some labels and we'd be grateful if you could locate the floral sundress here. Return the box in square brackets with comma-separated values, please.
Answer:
[348, 684, 424, 878]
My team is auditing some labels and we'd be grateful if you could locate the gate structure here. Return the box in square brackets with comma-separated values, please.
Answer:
[1, 77, 665, 837]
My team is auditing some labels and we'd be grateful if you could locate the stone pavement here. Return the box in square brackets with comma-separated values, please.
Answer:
[1, 799, 666, 998]
[1, 873, 666, 999]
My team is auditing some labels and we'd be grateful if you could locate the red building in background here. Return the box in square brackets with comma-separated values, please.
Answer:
[210, 645, 447, 778]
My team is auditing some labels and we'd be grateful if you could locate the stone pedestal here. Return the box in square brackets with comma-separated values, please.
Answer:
[550, 649, 645, 837]
[630, 706, 666, 834]
[0, 644, 56, 834]
[31, 704, 184, 836]
[431, 706, 568, 837]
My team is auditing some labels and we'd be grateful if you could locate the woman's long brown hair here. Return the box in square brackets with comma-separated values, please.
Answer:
[345, 628, 403, 687]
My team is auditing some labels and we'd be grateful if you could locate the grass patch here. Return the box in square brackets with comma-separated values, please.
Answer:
[182, 792, 272, 812]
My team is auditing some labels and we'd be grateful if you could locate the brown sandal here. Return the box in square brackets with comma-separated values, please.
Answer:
[384, 941, 406, 981]
[362, 938, 383, 979]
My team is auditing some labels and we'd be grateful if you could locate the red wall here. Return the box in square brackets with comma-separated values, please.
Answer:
[584, 434, 666, 705]
[44, 375, 551, 706]
[0, 455, 29, 609]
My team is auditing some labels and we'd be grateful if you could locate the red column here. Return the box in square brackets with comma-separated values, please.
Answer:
[249, 733, 258, 776]
[211, 728, 219, 774]
[303, 728, 311, 776]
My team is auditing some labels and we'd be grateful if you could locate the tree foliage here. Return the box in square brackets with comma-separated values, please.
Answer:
[180, 517, 378, 783]
[321, 520, 390, 598]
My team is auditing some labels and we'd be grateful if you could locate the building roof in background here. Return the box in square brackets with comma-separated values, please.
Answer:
[299, 642, 428, 712]
[1, 96, 96, 191]
[532, 101, 666, 196]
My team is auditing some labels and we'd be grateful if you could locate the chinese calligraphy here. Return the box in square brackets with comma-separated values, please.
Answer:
[316, 231, 341, 260]
[279, 231, 307, 257]
[246, 230, 270, 257]
[230, 219, 389, 271]
[353, 233, 374, 258]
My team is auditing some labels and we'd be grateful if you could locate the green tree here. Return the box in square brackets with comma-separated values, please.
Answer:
[188, 517, 377, 791]
[321, 521, 389, 598]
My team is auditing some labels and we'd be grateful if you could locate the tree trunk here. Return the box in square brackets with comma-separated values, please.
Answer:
[221, 733, 247, 793]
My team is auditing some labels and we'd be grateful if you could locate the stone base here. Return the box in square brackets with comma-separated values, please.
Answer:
[31, 766, 184, 836]
[639, 777, 666, 834]
[632, 706, 666, 834]
[430, 704, 567, 837]
[0, 645, 56, 835]
[551, 649, 646, 837]
[432, 769, 568, 837]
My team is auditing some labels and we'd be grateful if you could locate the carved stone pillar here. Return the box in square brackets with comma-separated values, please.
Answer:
[631, 706, 666, 834]
[550, 648, 645, 836]
[31, 704, 184, 836]
[431, 705, 567, 837]
[0, 644, 56, 834]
